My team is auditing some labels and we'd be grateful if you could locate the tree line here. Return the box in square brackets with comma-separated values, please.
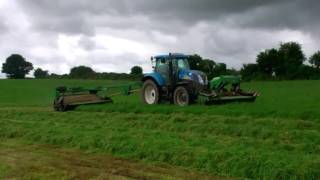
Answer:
[186, 42, 320, 81]
[240, 42, 320, 80]
[1, 54, 143, 80]
[2, 41, 320, 81]
[187, 54, 238, 79]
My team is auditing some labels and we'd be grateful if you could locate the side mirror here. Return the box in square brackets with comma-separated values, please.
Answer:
[150, 56, 153, 61]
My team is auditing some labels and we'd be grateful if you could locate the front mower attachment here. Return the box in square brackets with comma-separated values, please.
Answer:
[203, 75, 259, 104]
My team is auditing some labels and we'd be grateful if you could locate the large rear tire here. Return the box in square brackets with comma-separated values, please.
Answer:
[174, 86, 190, 106]
[142, 80, 160, 105]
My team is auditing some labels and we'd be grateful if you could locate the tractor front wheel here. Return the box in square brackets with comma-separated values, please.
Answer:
[174, 86, 191, 106]
[142, 80, 160, 105]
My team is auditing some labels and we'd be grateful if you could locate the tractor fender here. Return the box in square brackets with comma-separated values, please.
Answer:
[142, 72, 166, 87]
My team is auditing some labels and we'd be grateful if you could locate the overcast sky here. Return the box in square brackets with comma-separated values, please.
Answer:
[0, 0, 319, 77]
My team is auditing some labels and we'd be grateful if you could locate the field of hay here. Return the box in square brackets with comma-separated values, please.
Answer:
[0, 79, 319, 179]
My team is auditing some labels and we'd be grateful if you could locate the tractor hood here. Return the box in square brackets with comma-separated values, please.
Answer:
[179, 69, 208, 85]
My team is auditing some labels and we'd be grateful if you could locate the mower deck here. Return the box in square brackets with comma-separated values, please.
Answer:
[61, 94, 111, 106]
[53, 83, 141, 111]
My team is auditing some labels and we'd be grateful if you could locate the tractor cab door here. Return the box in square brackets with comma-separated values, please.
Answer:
[155, 58, 170, 85]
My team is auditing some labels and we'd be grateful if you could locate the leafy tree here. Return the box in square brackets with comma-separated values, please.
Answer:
[34, 68, 49, 79]
[240, 64, 259, 81]
[130, 66, 143, 75]
[2, 54, 33, 79]
[309, 51, 320, 68]
[212, 63, 227, 77]
[256, 48, 280, 77]
[188, 54, 202, 70]
[226, 68, 240, 76]
[69, 66, 96, 79]
[187, 54, 233, 78]
[200, 59, 216, 78]
[253, 42, 307, 80]
[279, 42, 305, 66]
[278, 42, 305, 78]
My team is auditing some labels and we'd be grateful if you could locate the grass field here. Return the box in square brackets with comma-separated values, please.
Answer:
[0, 79, 319, 179]
[0, 139, 216, 179]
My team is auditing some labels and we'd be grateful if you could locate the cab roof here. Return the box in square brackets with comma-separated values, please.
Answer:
[154, 53, 188, 59]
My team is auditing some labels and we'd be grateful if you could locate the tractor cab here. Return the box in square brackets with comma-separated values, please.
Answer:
[152, 53, 208, 87]
[152, 54, 192, 85]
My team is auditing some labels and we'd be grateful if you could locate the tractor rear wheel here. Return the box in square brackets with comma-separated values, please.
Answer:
[142, 80, 160, 105]
[174, 86, 191, 106]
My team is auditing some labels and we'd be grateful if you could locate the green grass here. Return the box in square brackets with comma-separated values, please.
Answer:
[0, 79, 319, 179]
[1, 79, 320, 120]
[81, 80, 320, 120]
[0, 164, 10, 178]
[0, 109, 319, 179]
[0, 139, 214, 179]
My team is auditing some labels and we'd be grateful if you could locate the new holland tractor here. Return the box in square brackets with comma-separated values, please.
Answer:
[141, 53, 258, 106]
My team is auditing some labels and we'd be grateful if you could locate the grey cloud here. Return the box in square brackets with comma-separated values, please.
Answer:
[0, 22, 7, 34]
[63, 51, 150, 73]
[89, 51, 146, 66]
[17, 0, 95, 35]
[17, 0, 320, 36]
[19, 0, 273, 18]
[17, 0, 290, 32]
[229, 0, 320, 34]
[0, 16, 8, 34]
[78, 36, 97, 50]
[34, 14, 95, 36]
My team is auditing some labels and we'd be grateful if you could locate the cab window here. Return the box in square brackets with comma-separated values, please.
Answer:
[155, 58, 169, 75]
[177, 58, 190, 70]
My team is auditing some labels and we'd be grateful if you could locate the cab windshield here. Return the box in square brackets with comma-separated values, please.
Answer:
[176, 58, 190, 70]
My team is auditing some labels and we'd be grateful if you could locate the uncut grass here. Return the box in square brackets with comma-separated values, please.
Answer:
[78, 80, 320, 120]
[0, 110, 319, 179]
[0, 79, 319, 120]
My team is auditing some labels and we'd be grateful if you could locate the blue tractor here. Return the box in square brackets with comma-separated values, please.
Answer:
[142, 53, 258, 106]
[142, 53, 210, 106]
